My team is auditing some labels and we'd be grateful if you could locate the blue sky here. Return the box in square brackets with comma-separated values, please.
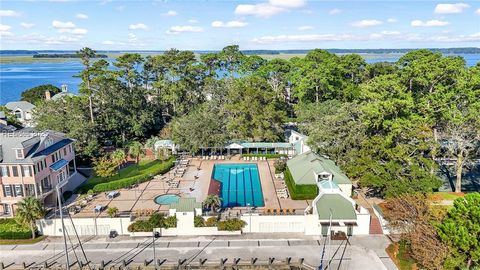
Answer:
[0, 0, 479, 50]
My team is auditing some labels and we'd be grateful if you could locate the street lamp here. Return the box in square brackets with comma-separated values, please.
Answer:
[247, 203, 252, 233]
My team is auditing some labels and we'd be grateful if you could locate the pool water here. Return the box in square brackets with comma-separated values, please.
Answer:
[212, 163, 264, 208]
[154, 194, 180, 205]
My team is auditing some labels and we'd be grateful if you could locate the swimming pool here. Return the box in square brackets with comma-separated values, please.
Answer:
[154, 194, 180, 205]
[212, 163, 264, 208]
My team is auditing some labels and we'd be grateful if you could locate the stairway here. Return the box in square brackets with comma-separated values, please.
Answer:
[368, 208, 384, 235]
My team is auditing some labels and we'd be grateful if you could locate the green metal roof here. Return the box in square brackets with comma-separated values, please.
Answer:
[169, 198, 202, 212]
[240, 142, 292, 148]
[316, 194, 357, 220]
[286, 151, 351, 185]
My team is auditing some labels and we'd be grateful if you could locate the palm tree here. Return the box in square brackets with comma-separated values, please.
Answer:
[203, 195, 222, 213]
[128, 141, 144, 166]
[111, 149, 126, 174]
[15, 197, 45, 239]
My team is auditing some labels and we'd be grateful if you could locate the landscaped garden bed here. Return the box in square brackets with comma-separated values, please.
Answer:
[0, 219, 33, 240]
[284, 167, 318, 200]
[78, 157, 176, 193]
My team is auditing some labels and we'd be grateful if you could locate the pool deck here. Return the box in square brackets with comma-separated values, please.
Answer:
[69, 156, 311, 218]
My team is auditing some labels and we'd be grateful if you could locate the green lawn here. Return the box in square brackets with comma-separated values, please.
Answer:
[0, 219, 32, 240]
[284, 167, 318, 200]
[78, 157, 176, 193]
[386, 242, 416, 270]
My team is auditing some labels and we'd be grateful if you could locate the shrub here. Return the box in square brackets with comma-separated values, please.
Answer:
[241, 154, 287, 159]
[107, 207, 119, 218]
[127, 213, 177, 232]
[0, 219, 32, 240]
[284, 167, 318, 200]
[205, 217, 218, 227]
[274, 159, 286, 173]
[194, 216, 205, 227]
[217, 218, 246, 231]
[163, 216, 177, 228]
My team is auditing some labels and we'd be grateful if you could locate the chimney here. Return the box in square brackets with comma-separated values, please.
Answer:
[45, 90, 51, 100]
[61, 84, 68, 93]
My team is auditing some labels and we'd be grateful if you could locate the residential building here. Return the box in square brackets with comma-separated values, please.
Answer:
[286, 129, 311, 155]
[4, 101, 35, 127]
[0, 130, 85, 217]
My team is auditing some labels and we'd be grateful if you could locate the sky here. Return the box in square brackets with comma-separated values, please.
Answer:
[0, 0, 479, 50]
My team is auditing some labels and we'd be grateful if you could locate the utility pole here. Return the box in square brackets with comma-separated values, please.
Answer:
[56, 185, 70, 270]
[152, 230, 157, 270]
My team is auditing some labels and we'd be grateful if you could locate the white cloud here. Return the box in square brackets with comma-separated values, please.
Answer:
[387, 18, 397, 23]
[211, 20, 248, 28]
[0, 24, 12, 33]
[234, 4, 285, 18]
[475, 8, 480, 15]
[128, 23, 148, 30]
[76, 13, 88, 19]
[188, 19, 198, 23]
[268, 0, 305, 8]
[298, 25, 314, 31]
[102, 40, 115, 45]
[166, 25, 204, 34]
[52, 20, 76, 29]
[163, 10, 177, 16]
[351, 19, 383, 28]
[20, 22, 35, 29]
[52, 20, 87, 35]
[411, 19, 450, 27]
[234, 0, 304, 18]
[434, 3, 470, 14]
[329, 8, 341, 15]
[0, 10, 20, 17]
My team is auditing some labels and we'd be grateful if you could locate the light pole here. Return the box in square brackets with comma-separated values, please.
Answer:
[247, 203, 252, 233]
[152, 230, 157, 270]
[56, 185, 70, 270]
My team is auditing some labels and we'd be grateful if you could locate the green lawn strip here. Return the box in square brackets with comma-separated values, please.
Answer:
[284, 167, 318, 200]
[0, 236, 46, 245]
[79, 157, 176, 193]
[429, 192, 464, 201]
[0, 219, 32, 240]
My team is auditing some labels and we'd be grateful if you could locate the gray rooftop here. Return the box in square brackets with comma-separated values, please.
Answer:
[0, 130, 72, 164]
[5, 101, 35, 111]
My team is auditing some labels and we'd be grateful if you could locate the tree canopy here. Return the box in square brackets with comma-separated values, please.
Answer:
[21, 84, 61, 104]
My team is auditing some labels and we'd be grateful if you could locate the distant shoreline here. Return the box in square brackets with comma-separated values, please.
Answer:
[1, 47, 479, 56]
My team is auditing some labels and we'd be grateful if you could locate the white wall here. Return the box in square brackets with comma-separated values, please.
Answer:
[338, 184, 352, 198]
[241, 214, 305, 233]
[160, 227, 241, 236]
[37, 217, 131, 236]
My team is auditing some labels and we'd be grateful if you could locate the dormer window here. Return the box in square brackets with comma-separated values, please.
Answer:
[15, 149, 24, 159]
[45, 138, 54, 148]
[316, 172, 332, 183]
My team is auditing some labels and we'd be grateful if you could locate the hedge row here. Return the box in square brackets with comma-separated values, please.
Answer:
[0, 219, 32, 240]
[284, 167, 318, 200]
[90, 157, 176, 193]
[240, 154, 287, 159]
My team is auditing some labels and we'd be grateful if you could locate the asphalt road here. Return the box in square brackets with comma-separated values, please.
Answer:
[0, 235, 397, 269]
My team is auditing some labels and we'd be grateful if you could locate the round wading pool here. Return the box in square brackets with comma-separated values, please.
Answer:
[154, 194, 180, 205]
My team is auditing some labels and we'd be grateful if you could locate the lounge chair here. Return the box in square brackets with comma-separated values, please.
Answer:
[273, 209, 278, 215]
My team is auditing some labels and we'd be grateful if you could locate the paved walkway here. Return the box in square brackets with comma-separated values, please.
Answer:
[0, 235, 397, 270]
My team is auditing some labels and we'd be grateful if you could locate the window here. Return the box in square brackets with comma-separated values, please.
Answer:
[51, 154, 56, 163]
[43, 160, 47, 169]
[3, 185, 12, 197]
[12, 166, 18, 177]
[3, 204, 10, 214]
[44, 138, 54, 148]
[14, 184, 23, 197]
[22, 166, 31, 177]
[14, 110, 22, 119]
[15, 149, 24, 159]
[57, 170, 66, 183]
[41, 177, 51, 189]
[0, 166, 9, 177]
[25, 184, 35, 196]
